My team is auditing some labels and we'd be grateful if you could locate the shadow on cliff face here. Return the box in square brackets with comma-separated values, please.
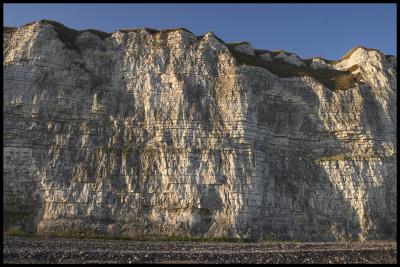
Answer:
[356, 84, 397, 239]
[190, 186, 223, 236]
[233, 73, 373, 241]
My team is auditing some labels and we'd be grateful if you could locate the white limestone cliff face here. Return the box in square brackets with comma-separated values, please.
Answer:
[333, 47, 397, 90]
[3, 21, 397, 241]
[310, 58, 333, 69]
[274, 51, 305, 66]
[232, 43, 255, 56]
[260, 52, 273, 62]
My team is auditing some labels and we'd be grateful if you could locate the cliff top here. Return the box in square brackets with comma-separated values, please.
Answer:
[4, 19, 394, 91]
[4, 19, 388, 61]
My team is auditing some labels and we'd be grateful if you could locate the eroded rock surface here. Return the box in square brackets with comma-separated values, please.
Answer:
[3, 20, 397, 241]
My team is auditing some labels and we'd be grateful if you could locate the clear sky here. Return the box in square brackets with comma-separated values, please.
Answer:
[4, 3, 397, 60]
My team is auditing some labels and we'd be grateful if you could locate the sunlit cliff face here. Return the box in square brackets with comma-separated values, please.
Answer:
[3, 20, 397, 241]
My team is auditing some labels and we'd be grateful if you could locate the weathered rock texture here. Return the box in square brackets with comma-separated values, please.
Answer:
[3, 20, 397, 241]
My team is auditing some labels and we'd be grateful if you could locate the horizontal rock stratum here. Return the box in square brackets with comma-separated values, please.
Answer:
[3, 20, 397, 241]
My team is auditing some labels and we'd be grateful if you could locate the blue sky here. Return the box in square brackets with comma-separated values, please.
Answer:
[4, 3, 397, 59]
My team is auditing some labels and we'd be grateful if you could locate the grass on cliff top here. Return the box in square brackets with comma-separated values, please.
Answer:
[227, 45, 362, 91]
[254, 49, 272, 56]
[226, 44, 293, 57]
[225, 41, 251, 48]
[119, 27, 194, 35]
[269, 50, 293, 56]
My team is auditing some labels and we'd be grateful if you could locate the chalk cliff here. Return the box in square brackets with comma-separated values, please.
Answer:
[3, 20, 397, 241]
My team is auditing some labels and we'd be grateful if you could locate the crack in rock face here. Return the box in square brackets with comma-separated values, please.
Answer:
[3, 20, 397, 241]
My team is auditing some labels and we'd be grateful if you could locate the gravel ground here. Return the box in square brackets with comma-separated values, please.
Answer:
[3, 236, 397, 264]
